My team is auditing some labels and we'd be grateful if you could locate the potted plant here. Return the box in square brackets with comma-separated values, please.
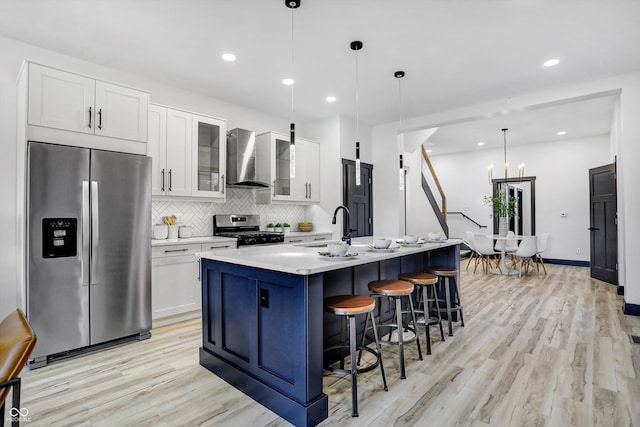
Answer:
[274, 223, 283, 233]
[266, 223, 275, 232]
[298, 221, 313, 232]
[484, 190, 517, 236]
[282, 223, 291, 234]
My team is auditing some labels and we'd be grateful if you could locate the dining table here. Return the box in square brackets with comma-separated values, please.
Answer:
[487, 234, 525, 275]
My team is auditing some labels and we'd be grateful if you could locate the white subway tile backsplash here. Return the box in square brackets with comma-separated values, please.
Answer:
[152, 188, 305, 236]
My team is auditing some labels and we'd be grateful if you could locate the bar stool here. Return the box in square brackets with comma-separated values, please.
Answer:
[323, 294, 388, 417]
[361, 280, 422, 379]
[398, 272, 445, 355]
[425, 267, 464, 336]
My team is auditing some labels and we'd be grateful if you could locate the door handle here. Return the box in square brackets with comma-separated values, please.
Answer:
[168, 169, 172, 192]
[90, 181, 99, 286]
[88, 107, 92, 129]
[221, 174, 225, 194]
[588, 227, 600, 231]
[98, 108, 102, 130]
[273, 179, 276, 197]
[81, 181, 90, 287]
[308, 182, 311, 198]
[161, 169, 165, 192]
[164, 248, 189, 253]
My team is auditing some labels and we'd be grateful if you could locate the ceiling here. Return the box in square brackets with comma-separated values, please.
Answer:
[415, 93, 617, 156]
[1, 0, 639, 131]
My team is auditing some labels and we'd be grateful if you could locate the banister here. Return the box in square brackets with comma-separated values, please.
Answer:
[421, 146, 446, 219]
[447, 212, 487, 229]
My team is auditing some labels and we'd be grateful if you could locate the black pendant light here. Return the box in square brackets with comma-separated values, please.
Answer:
[351, 40, 363, 186]
[286, 0, 300, 178]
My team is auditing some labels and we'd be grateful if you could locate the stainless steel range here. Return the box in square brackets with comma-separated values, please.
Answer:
[213, 214, 284, 246]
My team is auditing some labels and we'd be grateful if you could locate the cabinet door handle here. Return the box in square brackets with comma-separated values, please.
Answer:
[273, 179, 276, 197]
[305, 183, 308, 198]
[289, 239, 303, 243]
[161, 169, 165, 192]
[210, 245, 230, 249]
[168, 169, 172, 192]
[314, 237, 327, 241]
[308, 183, 311, 198]
[88, 106, 92, 128]
[164, 248, 189, 253]
[221, 175, 225, 194]
[98, 108, 102, 130]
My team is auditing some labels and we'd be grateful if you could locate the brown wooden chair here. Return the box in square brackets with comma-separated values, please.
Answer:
[1, 309, 37, 427]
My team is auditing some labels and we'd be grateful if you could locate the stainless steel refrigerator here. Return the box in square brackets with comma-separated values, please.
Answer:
[27, 141, 151, 368]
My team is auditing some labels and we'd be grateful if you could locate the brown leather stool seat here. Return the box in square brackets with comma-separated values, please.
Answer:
[361, 280, 422, 380]
[323, 295, 387, 417]
[398, 273, 445, 355]
[425, 267, 464, 336]
[1, 308, 37, 427]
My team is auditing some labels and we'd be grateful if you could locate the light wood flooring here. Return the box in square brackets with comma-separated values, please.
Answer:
[13, 264, 640, 426]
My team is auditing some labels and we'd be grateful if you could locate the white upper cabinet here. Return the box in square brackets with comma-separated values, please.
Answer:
[191, 114, 226, 199]
[94, 81, 148, 141]
[27, 63, 148, 142]
[148, 105, 192, 197]
[256, 131, 320, 204]
[148, 105, 226, 199]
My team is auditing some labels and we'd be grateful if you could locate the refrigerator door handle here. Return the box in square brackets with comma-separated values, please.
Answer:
[91, 181, 99, 286]
[82, 181, 90, 287]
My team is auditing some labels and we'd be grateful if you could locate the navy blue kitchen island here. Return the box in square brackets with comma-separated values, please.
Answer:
[198, 238, 460, 426]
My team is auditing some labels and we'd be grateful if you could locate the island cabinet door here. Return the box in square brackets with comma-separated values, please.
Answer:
[200, 261, 325, 404]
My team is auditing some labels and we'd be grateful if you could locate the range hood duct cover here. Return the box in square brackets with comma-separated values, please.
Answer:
[226, 128, 270, 188]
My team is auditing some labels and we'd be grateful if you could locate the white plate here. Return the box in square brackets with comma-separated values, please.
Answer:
[318, 252, 359, 260]
[367, 246, 400, 253]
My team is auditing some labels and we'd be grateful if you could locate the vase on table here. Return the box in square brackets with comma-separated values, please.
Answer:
[498, 217, 509, 237]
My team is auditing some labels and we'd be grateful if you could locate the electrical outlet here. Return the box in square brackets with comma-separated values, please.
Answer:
[576, 248, 581, 255]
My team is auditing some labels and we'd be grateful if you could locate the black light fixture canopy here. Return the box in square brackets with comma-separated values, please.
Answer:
[351, 40, 363, 51]
[285, 0, 300, 8]
[394, 71, 405, 78]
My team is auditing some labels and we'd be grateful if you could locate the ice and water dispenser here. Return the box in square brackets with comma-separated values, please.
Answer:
[42, 218, 77, 258]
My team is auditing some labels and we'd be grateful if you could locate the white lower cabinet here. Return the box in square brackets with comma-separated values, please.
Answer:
[151, 240, 235, 325]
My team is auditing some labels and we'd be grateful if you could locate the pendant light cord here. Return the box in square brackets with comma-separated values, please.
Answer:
[355, 48, 359, 142]
[397, 77, 403, 127]
[290, 7, 295, 124]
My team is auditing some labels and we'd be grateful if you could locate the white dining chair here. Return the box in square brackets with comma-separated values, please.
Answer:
[465, 231, 478, 271]
[535, 233, 549, 275]
[509, 236, 539, 278]
[474, 234, 502, 274]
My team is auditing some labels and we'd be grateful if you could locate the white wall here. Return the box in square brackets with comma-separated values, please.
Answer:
[0, 35, 319, 319]
[422, 135, 609, 261]
[373, 70, 640, 309]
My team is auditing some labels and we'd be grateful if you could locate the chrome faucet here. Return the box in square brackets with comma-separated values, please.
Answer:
[331, 205, 352, 245]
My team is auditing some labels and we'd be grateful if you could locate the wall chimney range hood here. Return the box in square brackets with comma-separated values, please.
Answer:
[226, 128, 270, 188]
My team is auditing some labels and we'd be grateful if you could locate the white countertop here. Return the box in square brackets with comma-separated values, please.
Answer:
[152, 236, 237, 247]
[285, 231, 332, 237]
[197, 237, 461, 275]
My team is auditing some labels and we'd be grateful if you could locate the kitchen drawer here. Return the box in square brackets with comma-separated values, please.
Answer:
[202, 241, 235, 251]
[152, 243, 202, 258]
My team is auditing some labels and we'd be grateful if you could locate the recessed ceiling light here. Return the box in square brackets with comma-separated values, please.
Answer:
[222, 53, 236, 62]
[557, 131, 567, 135]
[282, 78, 294, 85]
[477, 142, 485, 146]
[325, 96, 337, 103]
[544, 58, 560, 67]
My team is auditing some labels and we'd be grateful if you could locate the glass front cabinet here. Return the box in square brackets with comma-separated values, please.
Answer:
[255, 131, 320, 204]
[191, 114, 227, 199]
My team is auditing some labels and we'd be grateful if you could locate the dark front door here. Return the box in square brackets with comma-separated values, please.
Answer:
[589, 163, 618, 285]
[343, 159, 373, 237]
